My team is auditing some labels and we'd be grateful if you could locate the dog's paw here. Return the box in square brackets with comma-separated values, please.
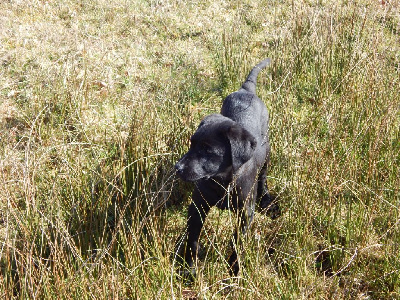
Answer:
[266, 202, 281, 219]
[259, 193, 281, 219]
[176, 266, 196, 284]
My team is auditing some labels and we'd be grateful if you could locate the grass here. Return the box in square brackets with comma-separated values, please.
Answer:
[1, 0, 399, 298]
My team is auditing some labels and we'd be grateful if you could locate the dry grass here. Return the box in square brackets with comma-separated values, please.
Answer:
[1, 0, 399, 298]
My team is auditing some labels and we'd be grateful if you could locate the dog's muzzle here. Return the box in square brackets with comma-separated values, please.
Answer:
[175, 161, 185, 176]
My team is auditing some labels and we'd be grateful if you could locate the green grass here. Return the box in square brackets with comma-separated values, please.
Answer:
[1, 0, 399, 298]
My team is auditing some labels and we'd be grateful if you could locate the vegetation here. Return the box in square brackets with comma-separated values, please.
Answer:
[1, 0, 399, 298]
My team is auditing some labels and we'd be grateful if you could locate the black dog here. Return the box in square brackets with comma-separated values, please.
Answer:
[174, 59, 277, 278]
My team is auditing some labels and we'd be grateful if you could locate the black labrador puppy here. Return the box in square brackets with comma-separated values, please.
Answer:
[174, 58, 277, 278]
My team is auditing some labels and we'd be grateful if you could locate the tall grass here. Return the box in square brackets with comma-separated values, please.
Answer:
[1, 0, 399, 298]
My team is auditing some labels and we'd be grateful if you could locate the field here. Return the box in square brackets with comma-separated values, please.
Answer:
[1, 0, 399, 298]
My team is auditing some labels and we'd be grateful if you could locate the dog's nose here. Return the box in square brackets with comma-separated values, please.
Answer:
[175, 162, 184, 174]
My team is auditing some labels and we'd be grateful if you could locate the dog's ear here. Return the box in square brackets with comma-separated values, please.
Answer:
[226, 124, 257, 173]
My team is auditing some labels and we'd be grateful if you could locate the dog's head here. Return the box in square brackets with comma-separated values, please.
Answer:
[175, 114, 257, 182]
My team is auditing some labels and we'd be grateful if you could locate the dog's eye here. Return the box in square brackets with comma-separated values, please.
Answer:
[201, 143, 214, 154]
[200, 144, 208, 151]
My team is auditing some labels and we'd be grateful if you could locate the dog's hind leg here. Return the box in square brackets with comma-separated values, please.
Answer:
[257, 161, 271, 205]
[257, 161, 281, 219]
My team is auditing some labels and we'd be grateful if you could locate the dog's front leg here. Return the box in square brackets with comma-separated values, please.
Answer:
[175, 188, 210, 280]
[227, 188, 256, 277]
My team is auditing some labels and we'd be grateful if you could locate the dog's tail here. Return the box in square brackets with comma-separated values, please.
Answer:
[240, 58, 271, 94]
